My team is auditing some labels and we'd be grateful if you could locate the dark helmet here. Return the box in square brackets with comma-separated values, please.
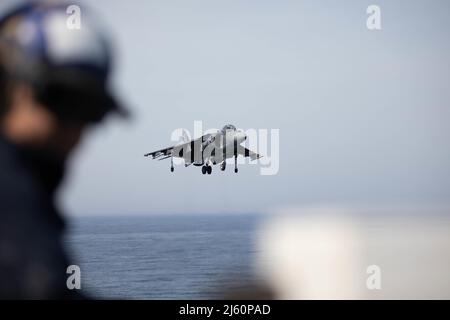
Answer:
[0, 0, 128, 123]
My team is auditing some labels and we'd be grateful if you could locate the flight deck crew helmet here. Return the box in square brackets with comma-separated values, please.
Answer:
[0, 1, 128, 123]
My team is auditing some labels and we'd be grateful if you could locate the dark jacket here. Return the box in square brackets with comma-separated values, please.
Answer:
[0, 135, 80, 299]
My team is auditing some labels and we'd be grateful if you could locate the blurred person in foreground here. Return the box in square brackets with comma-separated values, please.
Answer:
[0, 1, 127, 299]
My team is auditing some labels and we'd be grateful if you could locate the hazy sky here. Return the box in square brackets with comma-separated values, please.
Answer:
[2, 0, 450, 216]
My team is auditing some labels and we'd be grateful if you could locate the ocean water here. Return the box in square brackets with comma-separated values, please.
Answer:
[65, 214, 263, 299]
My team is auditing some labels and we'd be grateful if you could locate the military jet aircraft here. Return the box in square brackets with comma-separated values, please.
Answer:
[144, 124, 262, 174]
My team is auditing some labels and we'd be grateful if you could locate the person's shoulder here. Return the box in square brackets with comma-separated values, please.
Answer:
[0, 144, 42, 212]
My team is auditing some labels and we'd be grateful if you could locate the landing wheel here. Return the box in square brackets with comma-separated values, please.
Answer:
[207, 166, 212, 175]
[220, 162, 226, 171]
[171, 167, 174, 172]
[234, 168, 238, 173]
[202, 166, 207, 175]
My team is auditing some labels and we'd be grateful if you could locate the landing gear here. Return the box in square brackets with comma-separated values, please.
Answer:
[220, 161, 226, 171]
[202, 164, 212, 175]
[234, 155, 238, 173]
[170, 157, 174, 172]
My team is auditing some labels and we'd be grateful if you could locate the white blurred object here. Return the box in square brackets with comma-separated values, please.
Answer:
[255, 207, 450, 299]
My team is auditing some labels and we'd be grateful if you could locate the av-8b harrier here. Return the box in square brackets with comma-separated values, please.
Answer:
[144, 125, 262, 174]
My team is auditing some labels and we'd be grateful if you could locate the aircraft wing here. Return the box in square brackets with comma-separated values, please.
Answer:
[237, 145, 262, 161]
[144, 134, 213, 160]
[144, 146, 174, 159]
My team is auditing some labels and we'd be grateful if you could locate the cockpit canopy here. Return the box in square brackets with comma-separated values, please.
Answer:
[222, 124, 236, 133]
